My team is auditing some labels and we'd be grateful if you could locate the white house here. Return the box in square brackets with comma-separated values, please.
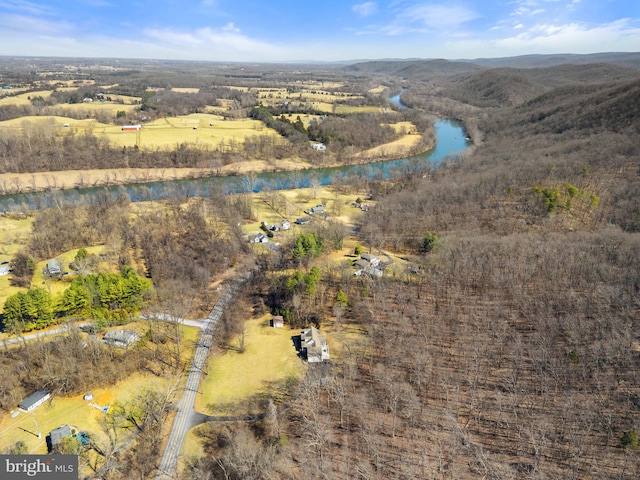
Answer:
[312, 143, 326, 152]
[19, 390, 51, 412]
[300, 327, 330, 363]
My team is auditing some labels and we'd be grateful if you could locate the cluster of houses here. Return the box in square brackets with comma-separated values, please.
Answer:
[249, 220, 290, 245]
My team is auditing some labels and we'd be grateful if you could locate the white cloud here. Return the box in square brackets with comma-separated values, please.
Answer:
[493, 19, 640, 55]
[0, 0, 54, 16]
[353, 2, 378, 17]
[0, 13, 72, 35]
[142, 23, 296, 61]
[410, 4, 478, 29]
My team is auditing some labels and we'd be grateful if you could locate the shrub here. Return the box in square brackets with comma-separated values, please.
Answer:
[421, 232, 439, 254]
[621, 429, 639, 450]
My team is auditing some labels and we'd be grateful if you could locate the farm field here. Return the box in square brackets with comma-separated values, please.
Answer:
[0, 113, 282, 150]
[0, 90, 138, 109]
[358, 121, 422, 158]
[0, 91, 54, 106]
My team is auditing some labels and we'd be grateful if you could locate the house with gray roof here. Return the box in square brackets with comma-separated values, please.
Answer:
[298, 327, 330, 363]
[103, 330, 140, 349]
[47, 425, 73, 451]
[18, 390, 51, 412]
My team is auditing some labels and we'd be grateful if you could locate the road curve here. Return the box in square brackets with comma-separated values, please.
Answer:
[155, 274, 249, 479]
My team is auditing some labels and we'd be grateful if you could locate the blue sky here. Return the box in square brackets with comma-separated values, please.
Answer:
[0, 1, 639, 62]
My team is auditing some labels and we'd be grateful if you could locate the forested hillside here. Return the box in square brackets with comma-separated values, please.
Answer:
[190, 61, 640, 480]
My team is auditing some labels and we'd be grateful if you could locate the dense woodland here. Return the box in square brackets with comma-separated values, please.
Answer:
[187, 57, 640, 479]
[1, 55, 640, 478]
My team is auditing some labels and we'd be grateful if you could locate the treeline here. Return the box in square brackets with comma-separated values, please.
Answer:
[249, 105, 406, 152]
[2, 267, 152, 333]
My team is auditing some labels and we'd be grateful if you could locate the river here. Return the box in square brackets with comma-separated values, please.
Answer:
[0, 100, 468, 211]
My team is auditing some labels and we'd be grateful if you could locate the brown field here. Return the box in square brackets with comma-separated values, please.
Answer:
[0, 91, 53, 106]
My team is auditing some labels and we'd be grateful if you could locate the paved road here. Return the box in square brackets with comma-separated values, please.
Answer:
[155, 274, 249, 480]
[0, 322, 90, 348]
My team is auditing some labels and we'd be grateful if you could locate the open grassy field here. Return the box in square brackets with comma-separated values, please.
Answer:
[0, 113, 282, 151]
[358, 121, 422, 158]
[312, 102, 386, 114]
[0, 91, 54, 106]
[196, 316, 304, 415]
[368, 85, 388, 94]
[171, 87, 200, 94]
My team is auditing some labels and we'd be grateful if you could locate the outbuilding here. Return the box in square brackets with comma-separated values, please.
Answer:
[19, 390, 51, 412]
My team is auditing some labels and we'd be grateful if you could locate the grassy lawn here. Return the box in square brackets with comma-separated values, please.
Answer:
[196, 316, 304, 415]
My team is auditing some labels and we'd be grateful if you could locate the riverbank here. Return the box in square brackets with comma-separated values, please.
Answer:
[0, 131, 428, 196]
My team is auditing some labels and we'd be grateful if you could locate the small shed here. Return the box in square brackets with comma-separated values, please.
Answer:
[0, 265, 9, 276]
[271, 316, 284, 328]
[19, 390, 51, 412]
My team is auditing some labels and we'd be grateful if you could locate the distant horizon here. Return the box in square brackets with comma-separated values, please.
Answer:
[1, 1, 639, 63]
[1, 50, 639, 68]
